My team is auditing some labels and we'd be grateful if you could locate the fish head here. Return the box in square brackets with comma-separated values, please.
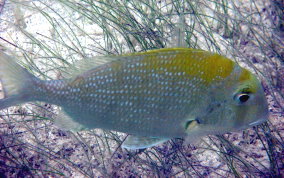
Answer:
[229, 69, 269, 130]
[187, 67, 269, 136]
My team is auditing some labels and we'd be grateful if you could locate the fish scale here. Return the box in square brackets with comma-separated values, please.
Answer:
[0, 48, 268, 149]
[30, 49, 234, 137]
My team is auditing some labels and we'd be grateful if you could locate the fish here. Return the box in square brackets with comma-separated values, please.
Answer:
[0, 48, 269, 149]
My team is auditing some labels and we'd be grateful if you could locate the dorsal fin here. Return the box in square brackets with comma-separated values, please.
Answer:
[61, 56, 115, 78]
[60, 48, 209, 79]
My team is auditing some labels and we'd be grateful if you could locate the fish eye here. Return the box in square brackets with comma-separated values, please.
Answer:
[235, 93, 250, 104]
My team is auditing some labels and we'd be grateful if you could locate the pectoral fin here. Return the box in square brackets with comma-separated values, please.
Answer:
[185, 117, 202, 131]
[184, 118, 203, 145]
[122, 135, 168, 150]
[185, 120, 199, 130]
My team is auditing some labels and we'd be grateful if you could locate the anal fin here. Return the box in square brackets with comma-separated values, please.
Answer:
[55, 108, 84, 132]
[122, 135, 168, 150]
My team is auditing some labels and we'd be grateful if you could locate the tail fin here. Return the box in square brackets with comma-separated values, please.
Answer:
[0, 52, 38, 110]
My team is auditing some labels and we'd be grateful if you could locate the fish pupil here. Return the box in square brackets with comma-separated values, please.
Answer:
[238, 94, 250, 103]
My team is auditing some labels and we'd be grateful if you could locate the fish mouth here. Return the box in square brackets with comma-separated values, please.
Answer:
[248, 102, 269, 127]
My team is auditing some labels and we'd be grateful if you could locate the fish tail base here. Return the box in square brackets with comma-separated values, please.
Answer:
[0, 52, 39, 110]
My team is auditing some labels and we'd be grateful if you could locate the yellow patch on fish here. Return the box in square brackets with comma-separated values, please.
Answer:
[125, 48, 235, 85]
[236, 68, 258, 94]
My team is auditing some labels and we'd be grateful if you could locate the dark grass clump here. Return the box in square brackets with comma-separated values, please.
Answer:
[0, 0, 283, 177]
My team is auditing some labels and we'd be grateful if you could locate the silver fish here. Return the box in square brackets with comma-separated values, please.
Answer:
[0, 48, 268, 149]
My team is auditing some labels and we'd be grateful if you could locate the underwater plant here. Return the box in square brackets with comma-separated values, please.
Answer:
[0, 0, 283, 177]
